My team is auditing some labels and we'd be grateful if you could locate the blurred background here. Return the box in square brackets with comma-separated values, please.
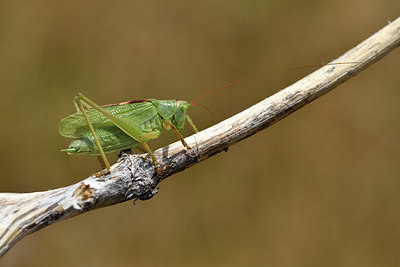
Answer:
[1, 0, 399, 266]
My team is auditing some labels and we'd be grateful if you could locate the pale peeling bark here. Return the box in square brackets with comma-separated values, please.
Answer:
[1, 17, 399, 258]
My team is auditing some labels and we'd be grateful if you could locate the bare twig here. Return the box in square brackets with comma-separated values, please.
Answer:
[0, 17, 399, 258]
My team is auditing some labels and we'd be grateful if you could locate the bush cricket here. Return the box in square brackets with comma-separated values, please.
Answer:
[59, 93, 199, 174]
[59, 62, 359, 174]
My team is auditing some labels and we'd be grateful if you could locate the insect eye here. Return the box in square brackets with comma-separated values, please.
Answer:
[179, 102, 190, 111]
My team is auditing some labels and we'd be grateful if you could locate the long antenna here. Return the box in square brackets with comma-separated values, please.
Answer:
[190, 62, 360, 105]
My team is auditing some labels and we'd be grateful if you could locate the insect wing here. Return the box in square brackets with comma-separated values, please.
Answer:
[59, 101, 156, 138]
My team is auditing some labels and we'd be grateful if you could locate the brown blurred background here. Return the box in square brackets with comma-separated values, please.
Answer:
[1, 0, 399, 266]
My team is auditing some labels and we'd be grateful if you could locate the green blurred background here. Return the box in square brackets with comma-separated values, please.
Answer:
[1, 0, 399, 266]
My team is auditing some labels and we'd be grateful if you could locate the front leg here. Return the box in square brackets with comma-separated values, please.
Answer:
[185, 115, 199, 133]
[164, 120, 190, 149]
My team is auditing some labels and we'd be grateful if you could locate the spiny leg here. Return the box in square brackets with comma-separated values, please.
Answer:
[97, 156, 108, 170]
[74, 96, 111, 172]
[74, 93, 149, 171]
[186, 115, 199, 133]
[164, 120, 190, 149]
[75, 93, 163, 173]
[75, 93, 144, 140]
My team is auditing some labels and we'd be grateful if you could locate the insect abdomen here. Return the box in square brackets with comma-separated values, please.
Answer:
[68, 130, 140, 156]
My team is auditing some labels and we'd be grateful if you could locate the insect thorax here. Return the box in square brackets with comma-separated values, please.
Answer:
[148, 99, 190, 131]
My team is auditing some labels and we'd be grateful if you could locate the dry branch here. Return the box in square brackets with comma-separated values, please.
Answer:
[1, 17, 399, 258]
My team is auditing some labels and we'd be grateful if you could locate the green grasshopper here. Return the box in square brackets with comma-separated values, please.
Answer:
[59, 93, 199, 173]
